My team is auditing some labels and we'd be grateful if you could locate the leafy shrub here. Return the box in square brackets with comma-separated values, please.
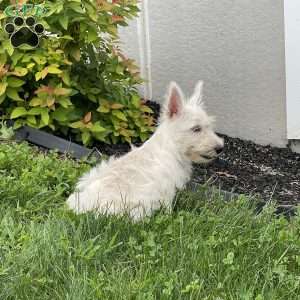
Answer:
[0, 0, 154, 145]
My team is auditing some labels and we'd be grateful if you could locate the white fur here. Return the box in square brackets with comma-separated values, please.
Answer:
[67, 81, 224, 220]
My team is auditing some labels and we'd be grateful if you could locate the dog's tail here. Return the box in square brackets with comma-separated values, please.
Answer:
[67, 160, 112, 214]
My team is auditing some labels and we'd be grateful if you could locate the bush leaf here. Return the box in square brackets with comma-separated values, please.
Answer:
[11, 107, 27, 118]
[59, 16, 69, 30]
[47, 65, 62, 74]
[82, 131, 91, 145]
[112, 110, 127, 121]
[11, 67, 28, 77]
[41, 110, 50, 125]
[29, 97, 43, 107]
[0, 82, 8, 96]
[7, 88, 23, 101]
[0, 94, 6, 104]
[51, 108, 69, 122]
[28, 108, 45, 115]
[7, 77, 25, 88]
[90, 122, 106, 133]
[111, 103, 125, 109]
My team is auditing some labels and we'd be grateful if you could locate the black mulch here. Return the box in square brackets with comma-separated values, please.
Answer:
[192, 135, 300, 206]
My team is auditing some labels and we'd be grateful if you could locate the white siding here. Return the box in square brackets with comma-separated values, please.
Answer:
[284, 0, 300, 139]
[120, 0, 287, 147]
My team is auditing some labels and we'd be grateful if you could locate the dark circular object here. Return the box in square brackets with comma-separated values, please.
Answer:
[5, 23, 15, 34]
[26, 16, 35, 27]
[14, 16, 24, 26]
[34, 23, 44, 34]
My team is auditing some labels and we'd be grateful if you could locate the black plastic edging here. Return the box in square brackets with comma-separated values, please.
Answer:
[15, 126, 93, 159]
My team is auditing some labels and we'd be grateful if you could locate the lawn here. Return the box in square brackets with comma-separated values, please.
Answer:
[0, 142, 299, 300]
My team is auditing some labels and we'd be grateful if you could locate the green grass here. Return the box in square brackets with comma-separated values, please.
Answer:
[0, 142, 300, 300]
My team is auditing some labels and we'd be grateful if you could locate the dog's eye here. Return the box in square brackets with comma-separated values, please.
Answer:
[192, 125, 202, 133]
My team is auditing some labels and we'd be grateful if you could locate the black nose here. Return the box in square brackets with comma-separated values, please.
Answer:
[215, 145, 224, 155]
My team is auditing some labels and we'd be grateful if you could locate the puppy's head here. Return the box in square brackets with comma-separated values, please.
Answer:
[160, 81, 224, 163]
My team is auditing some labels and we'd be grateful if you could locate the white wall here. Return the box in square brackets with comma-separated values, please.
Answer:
[284, 0, 300, 139]
[120, 0, 288, 147]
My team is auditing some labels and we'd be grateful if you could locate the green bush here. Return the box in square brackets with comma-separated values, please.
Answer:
[0, 0, 154, 145]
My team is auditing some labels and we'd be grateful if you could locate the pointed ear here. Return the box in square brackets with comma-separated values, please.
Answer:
[165, 82, 184, 118]
[189, 80, 204, 106]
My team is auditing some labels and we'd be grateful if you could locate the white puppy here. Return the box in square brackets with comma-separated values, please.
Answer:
[67, 81, 224, 220]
